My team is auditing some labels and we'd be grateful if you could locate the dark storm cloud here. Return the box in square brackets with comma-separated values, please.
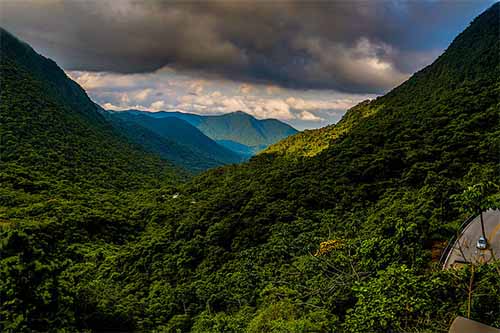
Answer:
[0, 0, 494, 93]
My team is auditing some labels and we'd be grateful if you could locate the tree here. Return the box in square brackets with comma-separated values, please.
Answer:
[452, 182, 499, 243]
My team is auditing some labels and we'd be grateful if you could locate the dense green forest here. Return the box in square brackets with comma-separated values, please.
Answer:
[1, 3, 500, 333]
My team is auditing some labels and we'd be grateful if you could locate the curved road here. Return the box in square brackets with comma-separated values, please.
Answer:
[443, 209, 500, 269]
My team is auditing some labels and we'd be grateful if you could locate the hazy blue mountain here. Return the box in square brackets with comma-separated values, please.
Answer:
[120, 110, 298, 155]
[196, 111, 298, 148]
[103, 114, 229, 173]
[144, 110, 204, 126]
[215, 140, 257, 157]
[108, 112, 245, 169]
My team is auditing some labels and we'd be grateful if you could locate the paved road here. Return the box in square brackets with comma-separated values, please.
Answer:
[449, 316, 500, 332]
[443, 209, 500, 269]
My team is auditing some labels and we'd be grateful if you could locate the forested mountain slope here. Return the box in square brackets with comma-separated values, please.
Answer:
[1, 3, 500, 332]
[195, 111, 298, 148]
[0, 27, 183, 330]
[121, 109, 298, 155]
[0, 28, 180, 189]
[265, 1, 500, 158]
[107, 111, 244, 172]
[116, 5, 499, 331]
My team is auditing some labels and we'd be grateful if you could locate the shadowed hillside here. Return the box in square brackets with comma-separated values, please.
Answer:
[0, 28, 181, 189]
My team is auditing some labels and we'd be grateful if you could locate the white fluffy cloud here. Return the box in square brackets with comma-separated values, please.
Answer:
[67, 71, 138, 90]
[285, 97, 355, 111]
[175, 95, 329, 122]
[134, 88, 153, 101]
[103, 102, 149, 111]
[150, 100, 166, 111]
[299, 111, 322, 121]
[68, 68, 375, 129]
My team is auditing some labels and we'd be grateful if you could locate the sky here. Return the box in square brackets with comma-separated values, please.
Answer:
[1, 0, 495, 129]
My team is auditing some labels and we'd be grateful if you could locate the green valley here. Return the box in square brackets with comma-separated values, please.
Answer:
[1, 3, 500, 333]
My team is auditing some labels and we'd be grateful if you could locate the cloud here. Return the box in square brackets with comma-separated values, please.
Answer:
[103, 102, 149, 112]
[67, 71, 150, 91]
[165, 91, 344, 122]
[2, 0, 494, 93]
[299, 111, 322, 121]
[266, 85, 281, 95]
[68, 67, 372, 128]
[188, 80, 206, 95]
[292, 37, 409, 92]
[239, 84, 253, 95]
[134, 89, 153, 101]
[253, 99, 295, 120]
[285, 97, 355, 112]
[150, 100, 166, 111]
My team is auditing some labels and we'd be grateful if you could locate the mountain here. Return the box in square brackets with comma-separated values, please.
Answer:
[263, 100, 372, 157]
[121, 110, 298, 156]
[81, 5, 497, 331]
[213, 139, 255, 156]
[102, 113, 227, 173]
[106, 112, 245, 172]
[1, 4, 500, 332]
[0, 28, 180, 190]
[266, 2, 500, 158]
[195, 111, 298, 149]
[0, 27, 184, 330]
[141, 110, 204, 125]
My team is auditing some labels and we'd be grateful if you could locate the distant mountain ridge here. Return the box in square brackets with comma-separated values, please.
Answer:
[106, 111, 244, 171]
[118, 109, 298, 156]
